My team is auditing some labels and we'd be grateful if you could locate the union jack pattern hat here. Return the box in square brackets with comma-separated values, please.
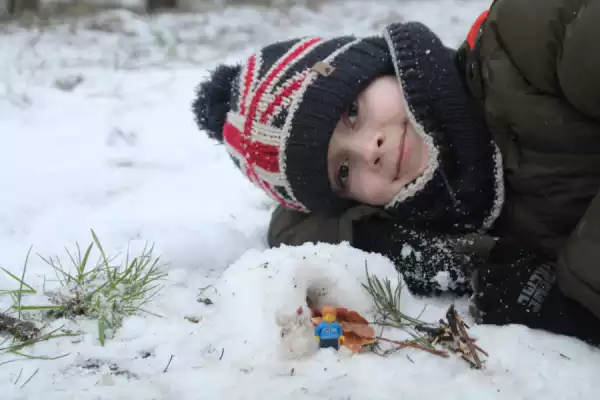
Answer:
[193, 34, 393, 213]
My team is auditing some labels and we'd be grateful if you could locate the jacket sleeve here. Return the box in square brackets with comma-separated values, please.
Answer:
[266, 204, 385, 248]
[268, 205, 484, 297]
[488, 0, 600, 120]
[558, 190, 600, 320]
[557, 0, 600, 121]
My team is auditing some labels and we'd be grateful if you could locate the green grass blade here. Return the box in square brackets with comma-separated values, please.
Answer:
[98, 315, 106, 346]
[79, 242, 94, 279]
[10, 350, 70, 361]
[16, 246, 34, 321]
[14, 305, 65, 311]
[0, 266, 35, 293]
[91, 229, 114, 287]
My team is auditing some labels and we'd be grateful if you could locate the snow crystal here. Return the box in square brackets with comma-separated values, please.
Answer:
[401, 243, 422, 261]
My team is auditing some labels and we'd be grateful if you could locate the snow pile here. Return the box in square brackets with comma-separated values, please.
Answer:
[208, 242, 422, 361]
[4, 242, 599, 400]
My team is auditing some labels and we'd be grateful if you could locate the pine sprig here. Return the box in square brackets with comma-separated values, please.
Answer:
[362, 262, 436, 346]
[362, 261, 488, 367]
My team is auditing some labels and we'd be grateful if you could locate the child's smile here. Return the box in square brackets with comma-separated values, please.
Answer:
[327, 75, 429, 206]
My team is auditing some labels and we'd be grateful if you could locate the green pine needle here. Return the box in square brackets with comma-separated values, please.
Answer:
[362, 261, 437, 349]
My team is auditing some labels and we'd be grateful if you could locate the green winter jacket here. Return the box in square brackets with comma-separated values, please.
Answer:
[267, 0, 600, 319]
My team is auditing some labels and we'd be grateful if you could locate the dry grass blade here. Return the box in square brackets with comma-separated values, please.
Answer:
[374, 336, 449, 357]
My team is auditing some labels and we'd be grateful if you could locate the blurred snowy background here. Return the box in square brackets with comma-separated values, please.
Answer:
[1, 1, 600, 399]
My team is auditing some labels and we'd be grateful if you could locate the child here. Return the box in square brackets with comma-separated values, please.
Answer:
[192, 0, 600, 345]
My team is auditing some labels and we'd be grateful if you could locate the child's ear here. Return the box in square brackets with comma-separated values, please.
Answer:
[192, 64, 242, 143]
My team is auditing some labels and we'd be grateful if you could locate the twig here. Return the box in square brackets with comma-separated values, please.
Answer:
[163, 355, 174, 373]
[374, 336, 449, 357]
[362, 264, 489, 368]
[471, 342, 489, 357]
[14, 368, 23, 385]
[446, 305, 483, 369]
[20, 368, 39, 388]
[406, 355, 415, 364]
[219, 348, 225, 361]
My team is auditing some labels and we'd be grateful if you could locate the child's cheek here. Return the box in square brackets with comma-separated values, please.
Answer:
[354, 173, 393, 206]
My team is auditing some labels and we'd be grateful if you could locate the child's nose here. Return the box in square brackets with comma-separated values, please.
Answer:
[359, 132, 384, 168]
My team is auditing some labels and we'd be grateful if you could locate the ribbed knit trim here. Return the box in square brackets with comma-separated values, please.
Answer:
[382, 22, 504, 232]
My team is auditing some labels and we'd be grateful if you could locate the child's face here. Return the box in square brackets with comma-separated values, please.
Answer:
[327, 75, 429, 205]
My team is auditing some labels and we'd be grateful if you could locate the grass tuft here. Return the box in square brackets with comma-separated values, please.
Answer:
[40, 229, 168, 344]
[1, 229, 167, 354]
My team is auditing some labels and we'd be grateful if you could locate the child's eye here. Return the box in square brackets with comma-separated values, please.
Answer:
[337, 159, 350, 190]
[347, 100, 358, 126]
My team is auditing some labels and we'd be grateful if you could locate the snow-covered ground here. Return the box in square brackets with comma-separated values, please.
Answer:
[1, 1, 600, 399]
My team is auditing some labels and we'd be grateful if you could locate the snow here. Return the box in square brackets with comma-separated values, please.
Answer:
[1, 1, 600, 399]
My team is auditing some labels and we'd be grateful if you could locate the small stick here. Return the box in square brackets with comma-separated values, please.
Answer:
[219, 348, 225, 361]
[14, 368, 23, 385]
[163, 355, 174, 373]
[20, 368, 39, 388]
[374, 337, 449, 357]
[446, 305, 484, 369]
[455, 313, 483, 367]
[471, 342, 489, 357]
[460, 354, 479, 369]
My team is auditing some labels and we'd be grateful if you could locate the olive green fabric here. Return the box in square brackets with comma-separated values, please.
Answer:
[267, 0, 600, 318]
[474, 0, 600, 318]
[267, 204, 385, 247]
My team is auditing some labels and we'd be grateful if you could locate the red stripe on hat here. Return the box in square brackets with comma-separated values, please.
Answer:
[245, 160, 304, 211]
[225, 123, 302, 210]
[224, 122, 280, 173]
[225, 38, 323, 212]
[240, 55, 256, 115]
[244, 37, 322, 137]
[237, 37, 322, 174]
[260, 74, 307, 124]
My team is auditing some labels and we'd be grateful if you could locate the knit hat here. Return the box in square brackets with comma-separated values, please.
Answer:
[193, 35, 393, 214]
[193, 22, 504, 233]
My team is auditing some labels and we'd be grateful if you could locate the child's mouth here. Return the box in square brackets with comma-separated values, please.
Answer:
[395, 130, 408, 180]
